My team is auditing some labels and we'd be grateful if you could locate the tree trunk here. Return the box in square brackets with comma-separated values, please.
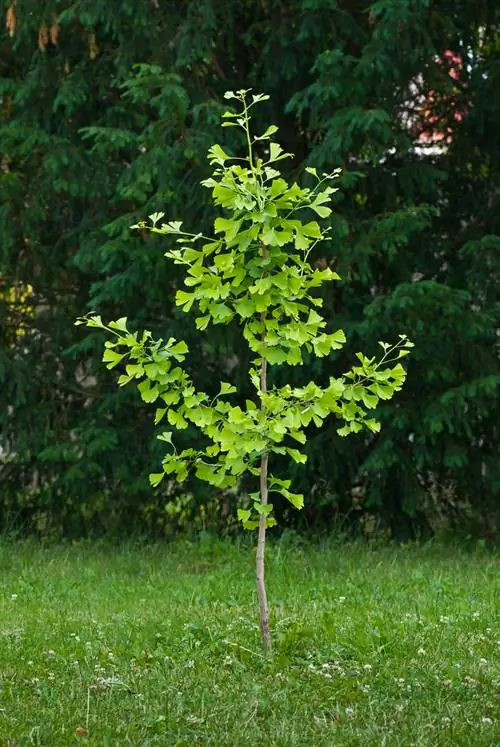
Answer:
[256, 355, 272, 653]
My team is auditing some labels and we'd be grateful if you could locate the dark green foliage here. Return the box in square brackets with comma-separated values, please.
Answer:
[1, 0, 499, 537]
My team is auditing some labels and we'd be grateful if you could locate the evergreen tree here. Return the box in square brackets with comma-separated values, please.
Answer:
[1, 0, 499, 536]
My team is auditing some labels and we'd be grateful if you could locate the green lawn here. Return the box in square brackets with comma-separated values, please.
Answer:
[0, 535, 498, 746]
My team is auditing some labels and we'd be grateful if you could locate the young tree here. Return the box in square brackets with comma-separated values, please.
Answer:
[77, 90, 412, 651]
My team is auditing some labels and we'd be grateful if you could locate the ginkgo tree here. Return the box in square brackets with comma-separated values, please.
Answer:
[77, 90, 412, 652]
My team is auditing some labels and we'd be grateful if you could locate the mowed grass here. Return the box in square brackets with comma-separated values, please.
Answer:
[0, 535, 499, 746]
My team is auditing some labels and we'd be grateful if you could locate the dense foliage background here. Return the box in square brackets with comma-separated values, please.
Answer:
[1, 0, 499, 539]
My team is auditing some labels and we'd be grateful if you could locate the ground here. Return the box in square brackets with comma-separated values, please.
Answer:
[0, 535, 498, 745]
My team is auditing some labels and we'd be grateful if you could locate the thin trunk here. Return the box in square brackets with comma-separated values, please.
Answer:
[257, 354, 272, 653]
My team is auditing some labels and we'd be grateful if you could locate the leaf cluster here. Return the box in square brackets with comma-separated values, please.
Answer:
[79, 91, 412, 529]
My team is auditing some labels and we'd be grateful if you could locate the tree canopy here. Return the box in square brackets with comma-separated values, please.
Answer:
[1, 0, 499, 538]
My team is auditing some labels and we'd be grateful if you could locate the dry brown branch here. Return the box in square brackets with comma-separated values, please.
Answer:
[50, 22, 61, 45]
[6, 4, 16, 38]
[88, 31, 99, 60]
[38, 24, 49, 51]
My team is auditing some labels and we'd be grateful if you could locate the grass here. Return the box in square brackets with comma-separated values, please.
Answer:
[0, 534, 498, 746]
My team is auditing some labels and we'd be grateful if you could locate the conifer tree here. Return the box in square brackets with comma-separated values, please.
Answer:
[1, 1, 499, 537]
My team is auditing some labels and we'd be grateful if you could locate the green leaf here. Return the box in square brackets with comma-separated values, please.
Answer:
[286, 448, 307, 464]
[311, 205, 332, 219]
[157, 431, 173, 444]
[214, 217, 241, 242]
[255, 124, 278, 140]
[208, 144, 231, 165]
[242, 520, 260, 530]
[126, 363, 144, 378]
[214, 254, 234, 272]
[235, 298, 255, 318]
[364, 418, 381, 433]
[312, 337, 332, 357]
[210, 303, 233, 322]
[102, 348, 125, 369]
[251, 93, 270, 103]
[159, 220, 183, 234]
[285, 491, 304, 509]
[302, 221, 322, 238]
[189, 407, 216, 427]
[167, 410, 188, 428]
[149, 212, 165, 226]
[330, 329, 346, 346]
[108, 317, 129, 332]
[294, 231, 311, 251]
[117, 374, 133, 386]
[196, 463, 219, 484]
[264, 348, 288, 364]
[149, 473, 165, 487]
[288, 429, 306, 444]
[195, 315, 211, 330]
[154, 408, 167, 425]
[176, 290, 195, 311]
[253, 502, 273, 516]
[269, 142, 287, 162]
[361, 391, 379, 409]
[137, 379, 159, 403]
[169, 341, 189, 358]
[161, 391, 181, 406]
[219, 382, 237, 396]
[261, 227, 281, 246]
